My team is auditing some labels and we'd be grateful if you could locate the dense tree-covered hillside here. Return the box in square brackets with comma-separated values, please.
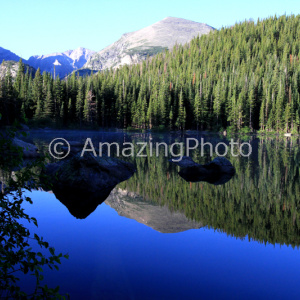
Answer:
[1, 14, 300, 132]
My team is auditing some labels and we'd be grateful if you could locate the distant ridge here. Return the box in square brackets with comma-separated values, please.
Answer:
[0, 47, 23, 63]
[27, 47, 95, 78]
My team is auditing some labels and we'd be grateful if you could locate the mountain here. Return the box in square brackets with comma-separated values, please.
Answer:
[106, 188, 202, 233]
[83, 17, 215, 71]
[1, 17, 213, 76]
[27, 47, 95, 78]
[0, 60, 35, 79]
[0, 47, 22, 63]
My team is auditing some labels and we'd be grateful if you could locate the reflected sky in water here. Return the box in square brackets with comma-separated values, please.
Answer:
[20, 189, 300, 300]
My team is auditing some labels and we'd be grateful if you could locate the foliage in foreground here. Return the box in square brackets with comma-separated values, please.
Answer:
[0, 124, 69, 299]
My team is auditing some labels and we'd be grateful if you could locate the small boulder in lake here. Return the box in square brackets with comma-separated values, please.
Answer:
[43, 152, 136, 218]
[171, 156, 235, 185]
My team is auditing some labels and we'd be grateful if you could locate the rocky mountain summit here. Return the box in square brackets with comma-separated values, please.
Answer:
[83, 17, 214, 71]
[27, 47, 95, 78]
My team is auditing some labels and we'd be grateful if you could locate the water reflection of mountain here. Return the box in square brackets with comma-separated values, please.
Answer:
[106, 188, 202, 233]
[48, 186, 202, 233]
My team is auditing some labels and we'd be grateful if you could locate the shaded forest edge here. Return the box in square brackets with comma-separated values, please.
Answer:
[0, 14, 300, 135]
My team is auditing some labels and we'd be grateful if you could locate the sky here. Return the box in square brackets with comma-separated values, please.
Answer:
[0, 0, 299, 60]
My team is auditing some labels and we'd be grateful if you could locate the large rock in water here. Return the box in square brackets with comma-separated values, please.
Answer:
[171, 156, 235, 185]
[12, 138, 39, 158]
[43, 153, 136, 218]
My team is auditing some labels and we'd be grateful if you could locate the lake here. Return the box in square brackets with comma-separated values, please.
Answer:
[18, 130, 300, 299]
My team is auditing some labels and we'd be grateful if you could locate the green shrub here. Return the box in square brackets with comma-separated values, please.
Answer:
[0, 126, 69, 299]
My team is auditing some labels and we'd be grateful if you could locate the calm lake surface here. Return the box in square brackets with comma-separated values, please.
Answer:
[19, 130, 300, 299]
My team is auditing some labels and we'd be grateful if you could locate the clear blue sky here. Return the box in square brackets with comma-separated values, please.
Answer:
[0, 0, 299, 59]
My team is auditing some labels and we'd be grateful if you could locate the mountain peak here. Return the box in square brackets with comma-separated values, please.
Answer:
[158, 16, 210, 26]
[84, 17, 214, 71]
[162, 16, 195, 21]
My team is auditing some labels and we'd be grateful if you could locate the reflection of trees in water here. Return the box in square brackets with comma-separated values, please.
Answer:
[6, 133, 300, 246]
[119, 137, 300, 247]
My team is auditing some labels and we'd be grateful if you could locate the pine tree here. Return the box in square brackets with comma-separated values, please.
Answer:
[76, 78, 84, 127]
[32, 68, 43, 119]
[194, 89, 201, 131]
[176, 88, 185, 130]
[44, 84, 54, 118]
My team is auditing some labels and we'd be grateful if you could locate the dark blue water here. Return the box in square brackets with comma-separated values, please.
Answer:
[17, 130, 300, 299]
[21, 190, 300, 300]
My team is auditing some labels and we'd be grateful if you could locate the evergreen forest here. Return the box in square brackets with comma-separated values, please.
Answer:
[1, 14, 300, 133]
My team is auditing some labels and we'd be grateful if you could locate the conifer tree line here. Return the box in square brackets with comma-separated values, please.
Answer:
[1, 14, 300, 132]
